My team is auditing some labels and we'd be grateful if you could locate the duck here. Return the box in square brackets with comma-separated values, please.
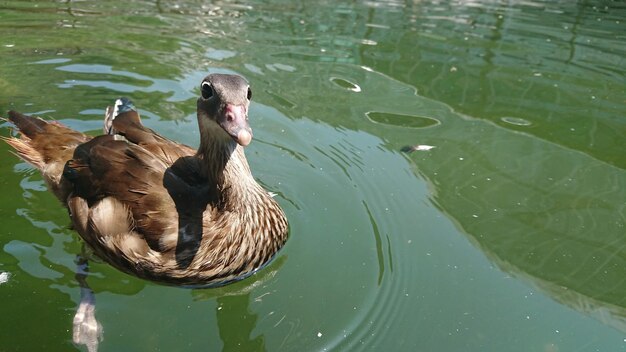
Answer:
[3, 73, 289, 287]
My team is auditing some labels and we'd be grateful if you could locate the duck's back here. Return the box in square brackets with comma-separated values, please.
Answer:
[6, 105, 212, 280]
[64, 104, 214, 269]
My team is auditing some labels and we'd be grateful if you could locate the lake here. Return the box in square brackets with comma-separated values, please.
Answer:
[1, 0, 625, 351]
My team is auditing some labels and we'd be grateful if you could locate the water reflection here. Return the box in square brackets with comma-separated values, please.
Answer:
[73, 254, 103, 352]
[216, 294, 266, 351]
[353, 0, 626, 169]
[402, 105, 626, 332]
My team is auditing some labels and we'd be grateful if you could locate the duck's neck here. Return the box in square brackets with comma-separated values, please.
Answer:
[197, 132, 256, 210]
[194, 125, 289, 279]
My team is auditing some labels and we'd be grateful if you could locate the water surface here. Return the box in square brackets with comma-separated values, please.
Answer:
[1, 0, 625, 351]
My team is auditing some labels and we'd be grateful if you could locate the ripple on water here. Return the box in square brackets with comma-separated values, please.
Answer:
[366, 111, 440, 128]
[247, 103, 426, 351]
[500, 116, 532, 126]
[330, 77, 362, 92]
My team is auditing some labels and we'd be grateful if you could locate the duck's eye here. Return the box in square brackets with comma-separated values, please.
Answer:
[201, 82, 213, 99]
[247, 87, 252, 100]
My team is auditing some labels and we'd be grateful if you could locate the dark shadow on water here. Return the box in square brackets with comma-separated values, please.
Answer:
[362, 201, 387, 286]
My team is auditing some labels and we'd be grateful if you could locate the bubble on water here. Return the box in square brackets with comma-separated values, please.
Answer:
[0, 272, 9, 285]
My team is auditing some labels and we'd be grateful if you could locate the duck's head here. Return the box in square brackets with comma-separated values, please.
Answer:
[197, 73, 253, 147]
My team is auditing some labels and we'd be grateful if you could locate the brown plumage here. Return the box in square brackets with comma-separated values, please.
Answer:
[3, 73, 289, 287]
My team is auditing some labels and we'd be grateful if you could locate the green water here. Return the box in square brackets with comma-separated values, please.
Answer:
[1, 0, 625, 351]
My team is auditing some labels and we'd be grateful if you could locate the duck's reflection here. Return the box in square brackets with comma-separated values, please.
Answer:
[72, 254, 103, 352]
[193, 255, 286, 351]
[72, 254, 285, 352]
[215, 294, 266, 351]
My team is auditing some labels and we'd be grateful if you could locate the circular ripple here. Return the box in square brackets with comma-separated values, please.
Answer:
[500, 116, 532, 126]
[366, 111, 440, 128]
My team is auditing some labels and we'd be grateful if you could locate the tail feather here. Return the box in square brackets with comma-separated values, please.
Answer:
[2, 135, 45, 169]
[4, 111, 50, 170]
[3, 111, 90, 202]
[7, 111, 49, 138]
